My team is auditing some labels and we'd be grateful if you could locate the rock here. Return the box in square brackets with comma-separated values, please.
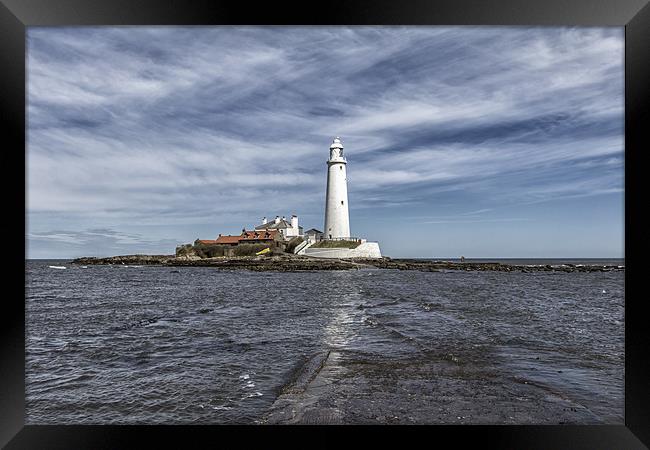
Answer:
[71, 254, 174, 265]
[69, 254, 624, 273]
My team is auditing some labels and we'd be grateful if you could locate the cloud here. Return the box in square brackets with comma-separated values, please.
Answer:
[27, 228, 181, 258]
[26, 26, 624, 257]
[419, 218, 531, 225]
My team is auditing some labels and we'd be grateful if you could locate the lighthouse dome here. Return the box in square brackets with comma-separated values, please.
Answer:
[330, 137, 343, 150]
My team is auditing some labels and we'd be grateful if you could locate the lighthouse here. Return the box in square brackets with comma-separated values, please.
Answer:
[324, 137, 351, 239]
[301, 136, 381, 258]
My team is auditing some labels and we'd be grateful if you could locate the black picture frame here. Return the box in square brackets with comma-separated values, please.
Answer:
[2, 0, 648, 447]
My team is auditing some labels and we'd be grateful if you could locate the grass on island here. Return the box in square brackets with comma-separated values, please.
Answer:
[179, 242, 271, 258]
[234, 243, 271, 256]
[310, 240, 361, 249]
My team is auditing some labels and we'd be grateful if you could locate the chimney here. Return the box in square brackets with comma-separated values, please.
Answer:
[274, 216, 280, 224]
[262, 216, 267, 224]
[291, 214, 298, 231]
[281, 216, 286, 222]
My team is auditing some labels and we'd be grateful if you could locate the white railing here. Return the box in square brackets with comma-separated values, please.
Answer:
[317, 236, 363, 242]
[293, 240, 310, 254]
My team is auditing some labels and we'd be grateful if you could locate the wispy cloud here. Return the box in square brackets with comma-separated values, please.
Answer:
[27, 228, 180, 258]
[26, 26, 624, 257]
[419, 218, 531, 225]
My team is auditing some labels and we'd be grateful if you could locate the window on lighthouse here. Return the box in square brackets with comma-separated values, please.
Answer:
[341, 201, 344, 205]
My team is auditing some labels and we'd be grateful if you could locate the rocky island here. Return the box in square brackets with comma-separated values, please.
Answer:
[70, 253, 624, 273]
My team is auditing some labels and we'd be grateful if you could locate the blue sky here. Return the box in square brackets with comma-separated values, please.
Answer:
[26, 26, 624, 259]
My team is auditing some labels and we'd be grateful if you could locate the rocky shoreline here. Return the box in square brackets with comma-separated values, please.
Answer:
[70, 254, 624, 273]
[353, 258, 624, 273]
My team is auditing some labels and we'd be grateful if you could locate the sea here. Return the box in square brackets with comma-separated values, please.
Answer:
[25, 258, 624, 424]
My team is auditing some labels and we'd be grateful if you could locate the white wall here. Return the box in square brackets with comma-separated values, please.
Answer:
[284, 226, 300, 238]
[303, 242, 381, 259]
[285, 216, 300, 237]
[324, 161, 350, 239]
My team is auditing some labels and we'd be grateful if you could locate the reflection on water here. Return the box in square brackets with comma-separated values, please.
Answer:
[323, 300, 355, 349]
[322, 272, 361, 349]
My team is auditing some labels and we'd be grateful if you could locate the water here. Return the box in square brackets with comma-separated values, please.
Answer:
[25, 259, 624, 424]
[439, 258, 624, 266]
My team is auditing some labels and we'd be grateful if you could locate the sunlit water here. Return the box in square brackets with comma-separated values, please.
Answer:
[26, 259, 624, 424]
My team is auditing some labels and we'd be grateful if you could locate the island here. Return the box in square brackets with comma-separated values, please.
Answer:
[70, 253, 624, 273]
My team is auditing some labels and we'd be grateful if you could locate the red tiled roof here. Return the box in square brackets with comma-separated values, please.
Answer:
[240, 229, 278, 241]
[202, 229, 278, 245]
[214, 235, 242, 244]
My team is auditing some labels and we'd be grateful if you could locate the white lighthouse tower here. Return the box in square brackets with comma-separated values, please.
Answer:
[324, 137, 351, 239]
[300, 136, 381, 258]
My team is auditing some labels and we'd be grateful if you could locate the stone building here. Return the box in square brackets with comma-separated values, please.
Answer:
[212, 229, 280, 246]
[304, 228, 323, 244]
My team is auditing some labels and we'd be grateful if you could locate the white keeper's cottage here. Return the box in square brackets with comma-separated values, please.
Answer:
[255, 215, 302, 239]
